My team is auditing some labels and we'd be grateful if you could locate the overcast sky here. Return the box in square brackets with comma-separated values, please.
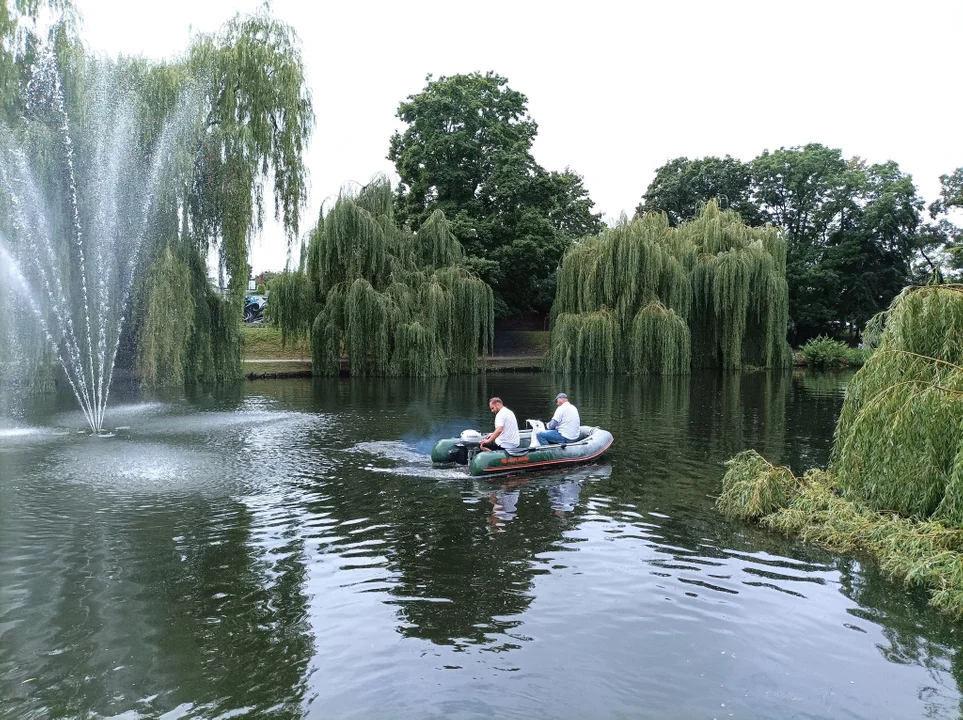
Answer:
[76, 0, 963, 274]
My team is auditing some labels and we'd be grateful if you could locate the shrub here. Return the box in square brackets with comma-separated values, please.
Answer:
[801, 335, 854, 368]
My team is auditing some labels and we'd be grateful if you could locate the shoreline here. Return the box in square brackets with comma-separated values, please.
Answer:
[241, 355, 547, 380]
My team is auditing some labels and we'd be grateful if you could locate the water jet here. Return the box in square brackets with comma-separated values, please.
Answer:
[0, 50, 196, 432]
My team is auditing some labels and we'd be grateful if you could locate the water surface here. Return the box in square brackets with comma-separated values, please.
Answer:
[2, 371, 961, 719]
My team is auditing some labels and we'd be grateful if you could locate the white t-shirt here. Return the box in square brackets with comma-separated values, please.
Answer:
[494, 406, 520, 448]
[551, 402, 581, 440]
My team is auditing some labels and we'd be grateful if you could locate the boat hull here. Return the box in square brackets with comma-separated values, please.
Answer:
[469, 427, 613, 476]
[431, 426, 614, 476]
[431, 437, 471, 465]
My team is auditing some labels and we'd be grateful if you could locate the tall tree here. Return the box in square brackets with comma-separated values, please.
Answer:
[549, 202, 791, 374]
[135, 9, 314, 385]
[829, 160, 923, 331]
[636, 155, 760, 226]
[928, 167, 963, 275]
[389, 72, 602, 317]
[640, 144, 929, 340]
[751, 145, 923, 339]
[268, 176, 494, 377]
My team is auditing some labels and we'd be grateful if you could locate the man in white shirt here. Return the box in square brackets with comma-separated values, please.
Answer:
[480, 397, 520, 451]
[537, 393, 581, 445]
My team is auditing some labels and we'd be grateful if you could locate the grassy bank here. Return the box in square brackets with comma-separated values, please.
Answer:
[485, 356, 544, 372]
[718, 450, 963, 618]
[241, 360, 313, 379]
[241, 325, 311, 360]
[241, 325, 548, 375]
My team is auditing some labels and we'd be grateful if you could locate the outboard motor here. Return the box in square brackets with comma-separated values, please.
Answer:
[431, 429, 483, 465]
[460, 429, 483, 444]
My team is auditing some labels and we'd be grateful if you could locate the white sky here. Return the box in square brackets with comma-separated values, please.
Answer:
[77, 0, 963, 274]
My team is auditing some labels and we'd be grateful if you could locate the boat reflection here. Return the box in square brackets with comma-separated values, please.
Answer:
[482, 464, 612, 531]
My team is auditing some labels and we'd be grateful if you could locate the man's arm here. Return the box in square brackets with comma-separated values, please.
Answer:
[547, 406, 563, 430]
[486, 426, 504, 443]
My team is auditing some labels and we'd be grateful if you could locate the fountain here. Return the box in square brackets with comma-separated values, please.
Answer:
[0, 50, 196, 433]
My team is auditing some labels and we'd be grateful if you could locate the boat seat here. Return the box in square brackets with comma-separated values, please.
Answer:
[503, 446, 532, 457]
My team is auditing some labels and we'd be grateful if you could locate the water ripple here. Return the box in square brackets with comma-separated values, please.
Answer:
[2, 374, 961, 719]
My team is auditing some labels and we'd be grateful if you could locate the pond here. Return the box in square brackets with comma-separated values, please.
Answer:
[1, 371, 961, 719]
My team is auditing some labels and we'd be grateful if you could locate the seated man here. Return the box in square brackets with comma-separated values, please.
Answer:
[537, 393, 581, 445]
[480, 396, 520, 451]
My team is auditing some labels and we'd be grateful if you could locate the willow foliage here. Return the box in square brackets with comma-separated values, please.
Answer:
[134, 8, 313, 385]
[272, 176, 493, 377]
[550, 202, 790, 373]
[631, 302, 690, 375]
[265, 271, 316, 345]
[830, 285, 963, 525]
[716, 450, 800, 521]
[718, 285, 963, 619]
[137, 247, 195, 386]
[548, 311, 617, 375]
[189, 280, 242, 384]
[186, 10, 314, 293]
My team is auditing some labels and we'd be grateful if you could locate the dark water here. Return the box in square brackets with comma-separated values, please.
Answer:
[1, 371, 961, 719]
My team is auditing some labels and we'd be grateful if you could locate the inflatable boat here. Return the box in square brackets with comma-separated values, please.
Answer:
[431, 420, 614, 477]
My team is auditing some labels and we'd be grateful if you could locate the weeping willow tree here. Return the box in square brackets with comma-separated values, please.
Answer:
[0, 7, 81, 396]
[131, 9, 313, 386]
[549, 202, 790, 374]
[0, 8, 313, 392]
[718, 284, 963, 617]
[136, 246, 194, 386]
[831, 285, 963, 524]
[270, 176, 494, 377]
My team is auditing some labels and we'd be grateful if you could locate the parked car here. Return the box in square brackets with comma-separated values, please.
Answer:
[244, 294, 267, 323]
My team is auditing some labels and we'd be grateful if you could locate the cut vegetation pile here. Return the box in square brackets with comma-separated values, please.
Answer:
[719, 285, 963, 617]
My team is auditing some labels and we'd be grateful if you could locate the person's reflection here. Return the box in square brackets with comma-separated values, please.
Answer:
[488, 477, 529, 532]
[548, 479, 582, 516]
[487, 476, 585, 529]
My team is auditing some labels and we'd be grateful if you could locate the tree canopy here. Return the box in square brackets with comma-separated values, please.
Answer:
[928, 167, 963, 275]
[0, 8, 314, 390]
[388, 72, 603, 317]
[268, 176, 493, 377]
[636, 155, 760, 226]
[549, 202, 791, 374]
[638, 144, 928, 341]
